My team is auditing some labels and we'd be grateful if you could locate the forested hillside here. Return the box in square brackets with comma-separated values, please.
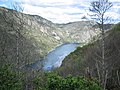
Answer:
[0, 5, 116, 90]
[57, 23, 120, 90]
[0, 6, 100, 68]
[0, 7, 63, 68]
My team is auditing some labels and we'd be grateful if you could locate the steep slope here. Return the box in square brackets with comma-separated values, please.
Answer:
[57, 21, 100, 43]
[57, 23, 120, 90]
[0, 7, 63, 67]
[0, 6, 100, 68]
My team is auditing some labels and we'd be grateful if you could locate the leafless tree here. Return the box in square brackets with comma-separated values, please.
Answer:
[89, 0, 113, 89]
[12, 2, 24, 73]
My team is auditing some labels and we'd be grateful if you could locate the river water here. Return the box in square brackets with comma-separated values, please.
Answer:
[30, 43, 80, 71]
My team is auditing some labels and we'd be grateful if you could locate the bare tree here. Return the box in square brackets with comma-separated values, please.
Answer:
[89, 0, 113, 89]
[12, 2, 24, 73]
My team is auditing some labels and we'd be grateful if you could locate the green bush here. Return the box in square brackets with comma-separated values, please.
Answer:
[33, 73, 103, 90]
[0, 65, 22, 90]
[33, 76, 46, 90]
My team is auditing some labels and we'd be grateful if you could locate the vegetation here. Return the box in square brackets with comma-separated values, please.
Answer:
[113, 23, 120, 32]
[90, 0, 113, 89]
[0, 65, 103, 90]
[57, 23, 120, 90]
[43, 73, 102, 90]
[0, 65, 23, 90]
[56, 43, 94, 76]
[0, 0, 120, 90]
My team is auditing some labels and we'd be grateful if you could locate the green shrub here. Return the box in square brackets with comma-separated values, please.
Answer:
[33, 76, 46, 90]
[0, 65, 23, 90]
[33, 73, 103, 90]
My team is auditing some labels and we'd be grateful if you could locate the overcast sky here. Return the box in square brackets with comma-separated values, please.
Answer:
[0, 0, 120, 23]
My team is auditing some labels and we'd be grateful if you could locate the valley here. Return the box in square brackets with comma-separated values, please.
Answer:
[0, 6, 100, 67]
[0, 3, 119, 89]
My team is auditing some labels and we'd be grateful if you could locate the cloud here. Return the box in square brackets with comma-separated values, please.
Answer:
[19, 0, 87, 23]
[0, 4, 8, 7]
[1, 0, 120, 23]
[18, 0, 90, 23]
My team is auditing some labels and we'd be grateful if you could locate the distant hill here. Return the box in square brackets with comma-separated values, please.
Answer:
[0, 6, 110, 68]
[57, 21, 101, 43]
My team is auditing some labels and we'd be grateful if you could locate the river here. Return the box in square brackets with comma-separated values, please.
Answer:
[30, 43, 80, 71]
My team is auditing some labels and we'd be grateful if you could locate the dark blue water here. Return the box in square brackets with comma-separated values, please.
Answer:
[30, 43, 79, 71]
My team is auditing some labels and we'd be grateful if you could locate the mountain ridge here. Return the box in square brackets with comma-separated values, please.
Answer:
[0, 6, 101, 67]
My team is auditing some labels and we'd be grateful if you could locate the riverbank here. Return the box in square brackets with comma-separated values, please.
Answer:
[29, 43, 80, 71]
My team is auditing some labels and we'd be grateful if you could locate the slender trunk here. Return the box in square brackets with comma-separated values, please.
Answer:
[101, 14, 106, 90]
[104, 70, 108, 90]
[16, 30, 20, 76]
[96, 61, 101, 83]
[117, 70, 120, 86]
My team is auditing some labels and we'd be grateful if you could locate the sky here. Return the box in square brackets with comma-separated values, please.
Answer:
[0, 0, 120, 23]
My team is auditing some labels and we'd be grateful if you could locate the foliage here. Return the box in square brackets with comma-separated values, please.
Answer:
[113, 23, 120, 32]
[57, 23, 120, 90]
[56, 43, 95, 76]
[0, 65, 23, 90]
[33, 72, 103, 90]
[33, 76, 46, 90]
